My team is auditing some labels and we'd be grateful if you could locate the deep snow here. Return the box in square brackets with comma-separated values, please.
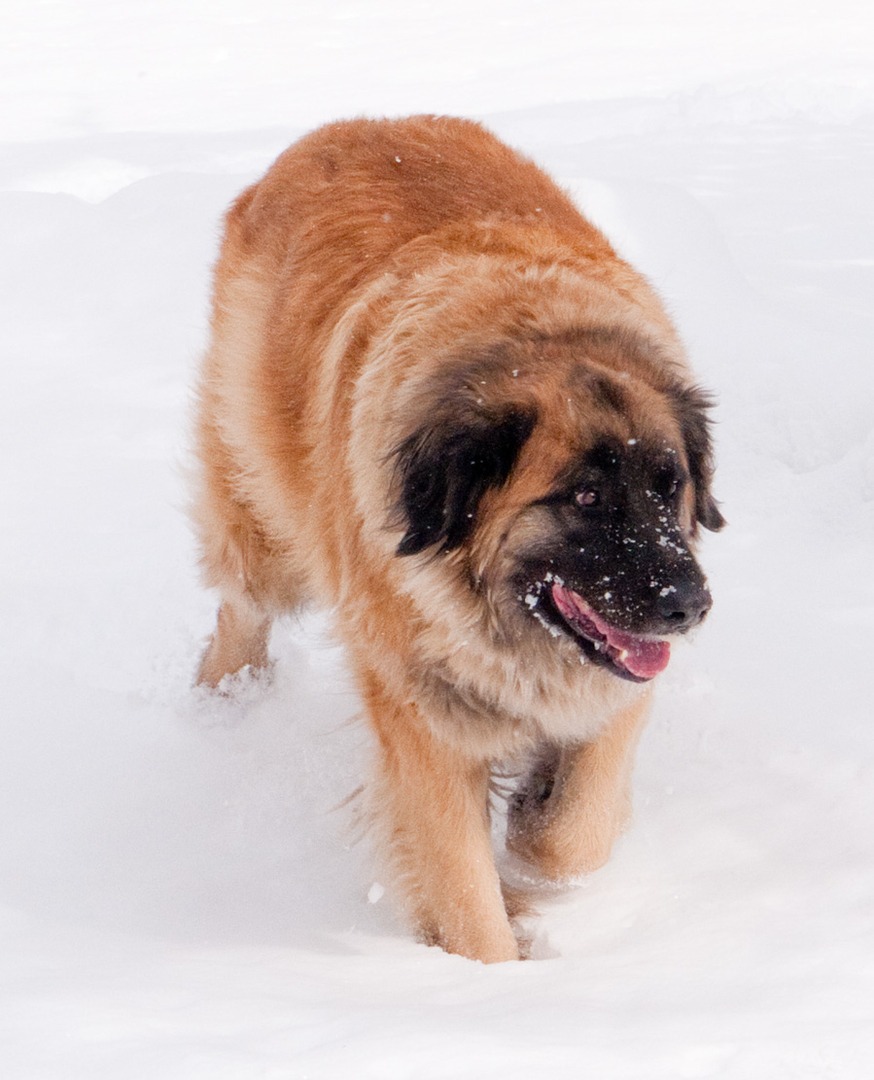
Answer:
[2, 3, 873, 1078]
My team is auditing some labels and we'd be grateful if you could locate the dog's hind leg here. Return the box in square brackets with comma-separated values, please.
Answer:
[197, 596, 271, 688]
[191, 412, 306, 688]
[507, 690, 652, 880]
[362, 670, 520, 963]
[193, 506, 276, 688]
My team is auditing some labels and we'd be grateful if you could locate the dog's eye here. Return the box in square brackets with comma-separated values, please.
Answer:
[574, 488, 600, 508]
[653, 471, 682, 502]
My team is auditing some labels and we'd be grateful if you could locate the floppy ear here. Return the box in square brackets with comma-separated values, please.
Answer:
[670, 383, 726, 533]
[393, 407, 536, 556]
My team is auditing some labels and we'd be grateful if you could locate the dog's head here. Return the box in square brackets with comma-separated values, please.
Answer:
[391, 330, 724, 683]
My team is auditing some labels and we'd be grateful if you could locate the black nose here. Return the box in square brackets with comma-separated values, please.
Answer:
[654, 579, 712, 632]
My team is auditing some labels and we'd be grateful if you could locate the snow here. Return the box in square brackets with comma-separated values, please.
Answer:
[2, 2, 873, 1077]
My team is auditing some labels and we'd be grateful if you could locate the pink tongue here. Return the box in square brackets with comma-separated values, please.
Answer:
[551, 583, 671, 680]
[604, 627, 671, 679]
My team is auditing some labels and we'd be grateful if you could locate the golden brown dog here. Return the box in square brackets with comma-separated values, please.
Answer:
[191, 116, 724, 963]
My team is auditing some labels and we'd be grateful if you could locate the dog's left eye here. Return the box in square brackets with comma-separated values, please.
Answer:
[653, 471, 682, 501]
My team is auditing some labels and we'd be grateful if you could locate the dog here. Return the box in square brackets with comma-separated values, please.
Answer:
[191, 115, 724, 963]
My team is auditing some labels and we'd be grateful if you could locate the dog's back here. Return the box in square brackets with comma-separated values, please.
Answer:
[228, 115, 611, 275]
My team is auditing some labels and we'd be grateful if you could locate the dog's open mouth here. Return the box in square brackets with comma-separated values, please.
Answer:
[546, 581, 670, 682]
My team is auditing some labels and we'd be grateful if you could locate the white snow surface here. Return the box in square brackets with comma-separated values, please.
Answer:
[2, 3, 873, 1077]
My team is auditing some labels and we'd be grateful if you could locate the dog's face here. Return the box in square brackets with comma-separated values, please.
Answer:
[392, 331, 724, 683]
[506, 431, 715, 682]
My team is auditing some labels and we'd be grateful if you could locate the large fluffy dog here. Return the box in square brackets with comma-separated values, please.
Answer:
[192, 116, 724, 963]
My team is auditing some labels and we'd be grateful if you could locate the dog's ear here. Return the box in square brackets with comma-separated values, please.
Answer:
[393, 407, 536, 556]
[670, 383, 726, 533]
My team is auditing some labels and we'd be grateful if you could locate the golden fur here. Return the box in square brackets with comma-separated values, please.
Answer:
[191, 116, 721, 962]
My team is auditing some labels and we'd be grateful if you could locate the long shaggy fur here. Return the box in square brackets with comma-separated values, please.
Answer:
[191, 116, 722, 962]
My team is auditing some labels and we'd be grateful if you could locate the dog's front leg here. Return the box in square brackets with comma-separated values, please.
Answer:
[507, 689, 652, 880]
[362, 672, 519, 963]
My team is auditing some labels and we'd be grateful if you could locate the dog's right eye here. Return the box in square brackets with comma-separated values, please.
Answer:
[574, 488, 600, 508]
